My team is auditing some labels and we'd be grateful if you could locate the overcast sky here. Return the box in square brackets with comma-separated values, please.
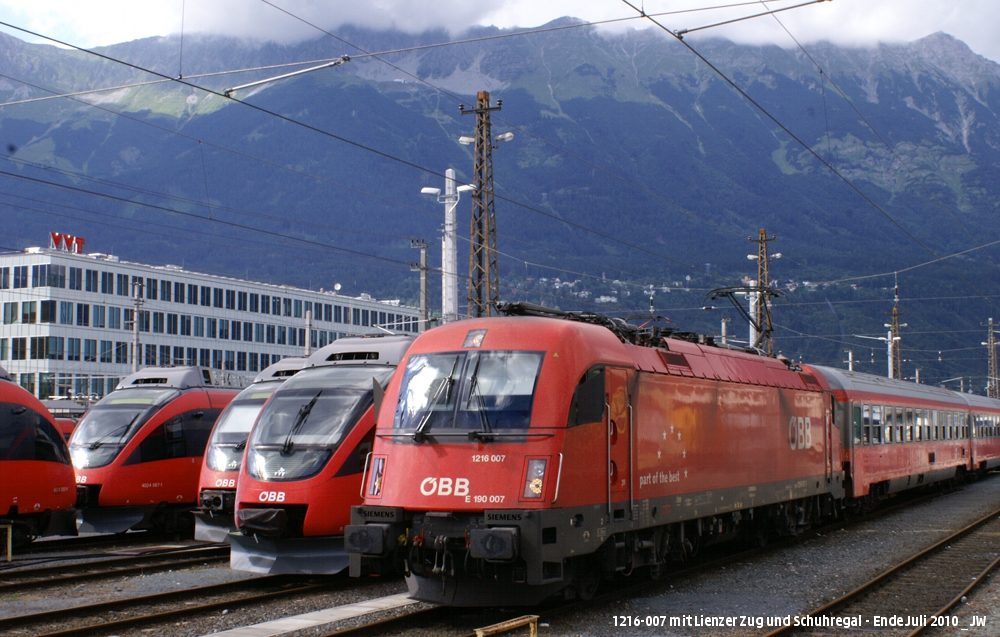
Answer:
[0, 0, 997, 63]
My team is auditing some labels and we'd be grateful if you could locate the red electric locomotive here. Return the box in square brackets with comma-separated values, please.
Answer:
[230, 335, 413, 574]
[345, 303, 1000, 605]
[70, 367, 239, 534]
[194, 357, 306, 542]
[0, 365, 77, 545]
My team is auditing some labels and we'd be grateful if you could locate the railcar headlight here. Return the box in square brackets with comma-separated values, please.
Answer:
[522, 459, 547, 499]
[207, 446, 232, 472]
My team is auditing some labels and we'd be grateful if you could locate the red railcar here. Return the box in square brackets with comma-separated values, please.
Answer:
[194, 357, 306, 542]
[967, 393, 1000, 472]
[230, 335, 413, 574]
[346, 304, 1000, 605]
[70, 367, 238, 534]
[0, 365, 77, 545]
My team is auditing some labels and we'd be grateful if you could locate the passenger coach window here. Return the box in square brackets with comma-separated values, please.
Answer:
[884, 407, 894, 443]
[568, 367, 606, 427]
[905, 409, 914, 442]
[852, 405, 862, 445]
[872, 406, 882, 444]
[895, 407, 904, 443]
[862, 404, 871, 445]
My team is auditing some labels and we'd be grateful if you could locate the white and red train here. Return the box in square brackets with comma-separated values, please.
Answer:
[229, 335, 414, 574]
[70, 367, 238, 534]
[345, 303, 1000, 605]
[0, 365, 77, 545]
[195, 357, 306, 542]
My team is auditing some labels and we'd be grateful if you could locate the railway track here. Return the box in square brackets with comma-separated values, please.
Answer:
[0, 574, 337, 637]
[0, 543, 228, 593]
[20, 530, 178, 555]
[764, 506, 1000, 637]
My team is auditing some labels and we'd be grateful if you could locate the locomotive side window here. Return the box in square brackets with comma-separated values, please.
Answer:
[568, 367, 606, 427]
[861, 404, 870, 445]
[871, 406, 882, 444]
[138, 409, 220, 463]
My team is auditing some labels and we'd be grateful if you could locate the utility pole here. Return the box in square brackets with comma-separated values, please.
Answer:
[748, 229, 779, 355]
[984, 318, 998, 398]
[844, 350, 854, 371]
[462, 91, 503, 317]
[442, 169, 459, 323]
[885, 273, 906, 380]
[304, 309, 313, 356]
[410, 239, 428, 332]
[131, 279, 144, 373]
[720, 317, 731, 345]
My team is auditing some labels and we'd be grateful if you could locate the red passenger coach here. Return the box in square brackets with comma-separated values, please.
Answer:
[230, 335, 414, 574]
[0, 365, 77, 545]
[195, 357, 306, 542]
[346, 303, 1000, 606]
[70, 367, 238, 534]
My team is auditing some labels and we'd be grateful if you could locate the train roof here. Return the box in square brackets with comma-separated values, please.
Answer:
[956, 391, 1000, 412]
[0, 364, 10, 383]
[303, 334, 414, 369]
[115, 366, 216, 390]
[254, 357, 307, 383]
[809, 365, 969, 407]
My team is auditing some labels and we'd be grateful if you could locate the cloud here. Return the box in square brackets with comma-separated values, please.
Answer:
[0, 0, 997, 63]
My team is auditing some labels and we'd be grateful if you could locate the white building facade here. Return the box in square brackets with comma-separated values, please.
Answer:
[0, 238, 421, 398]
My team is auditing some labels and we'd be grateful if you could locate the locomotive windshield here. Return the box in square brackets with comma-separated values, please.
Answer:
[69, 388, 180, 469]
[394, 350, 543, 436]
[205, 381, 280, 473]
[247, 366, 394, 481]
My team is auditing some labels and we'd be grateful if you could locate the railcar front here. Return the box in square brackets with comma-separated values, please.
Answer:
[230, 335, 413, 574]
[194, 357, 306, 542]
[0, 366, 77, 545]
[346, 311, 843, 606]
[69, 367, 237, 534]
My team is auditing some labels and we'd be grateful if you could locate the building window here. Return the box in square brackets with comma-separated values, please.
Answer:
[266, 325, 275, 344]
[12, 337, 27, 360]
[74, 303, 88, 326]
[207, 318, 217, 339]
[194, 316, 205, 337]
[159, 345, 170, 366]
[19, 373, 35, 395]
[249, 352, 259, 372]
[146, 278, 158, 300]
[324, 304, 332, 322]
[0, 266, 8, 289]
[298, 328, 305, 347]
[173, 346, 184, 366]
[283, 298, 292, 317]
[32, 264, 65, 288]
[289, 327, 297, 347]
[213, 288, 223, 308]
[319, 331, 328, 348]
[84, 269, 97, 292]
[40, 300, 57, 323]
[294, 299, 303, 318]
[3, 302, 16, 325]
[231, 320, 241, 340]
[237, 351, 247, 371]
[218, 319, 229, 340]
[250, 293, 259, 313]
[145, 344, 157, 366]
[161, 280, 172, 302]
[225, 289, 235, 310]
[174, 281, 184, 303]
[84, 339, 98, 363]
[180, 315, 192, 336]
[67, 338, 81, 361]
[272, 297, 281, 315]
[100, 341, 112, 363]
[352, 308, 360, 325]
[138, 310, 150, 332]
[152, 312, 165, 333]
[115, 342, 128, 364]
[254, 323, 264, 343]
[244, 322, 253, 341]
[13, 265, 27, 289]
[22, 301, 37, 324]
[261, 295, 270, 314]
[30, 337, 46, 360]
[200, 286, 211, 306]
[188, 283, 198, 305]
[116, 273, 129, 296]
[200, 348, 210, 367]
[109, 307, 121, 330]
[101, 271, 112, 293]
[224, 350, 235, 371]
[0, 338, 7, 360]
[212, 350, 222, 369]
[69, 267, 83, 290]
[277, 326, 287, 345]
[167, 313, 178, 335]
[93, 305, 106, 328]
[186, 347, 197, 365]
[237, 291, 248, 311]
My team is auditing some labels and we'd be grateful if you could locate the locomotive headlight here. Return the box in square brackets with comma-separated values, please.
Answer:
[522, 459, 547, 499]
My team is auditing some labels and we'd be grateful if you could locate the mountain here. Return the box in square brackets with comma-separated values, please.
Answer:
[1, 23, 999, 385]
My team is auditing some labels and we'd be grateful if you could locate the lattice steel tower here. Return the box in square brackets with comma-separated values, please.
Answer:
[887, 274, 906, 380]
[750, 229, 777, 355]
[462, 91, 502, 317]
[985, 318, 998, 398]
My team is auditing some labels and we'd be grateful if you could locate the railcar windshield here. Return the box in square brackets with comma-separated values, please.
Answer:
[69, 388, 180, 469]
[393, 350, 544, 436]
[1, 402, 71, 464]
[247, 366, 394, 481]
[205, 381, 280, 473]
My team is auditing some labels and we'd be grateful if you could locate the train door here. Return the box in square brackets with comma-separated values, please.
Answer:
[606, 368, 631, 520]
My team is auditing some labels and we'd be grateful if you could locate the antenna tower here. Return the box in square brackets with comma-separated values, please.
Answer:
[462, 91, 502, 317]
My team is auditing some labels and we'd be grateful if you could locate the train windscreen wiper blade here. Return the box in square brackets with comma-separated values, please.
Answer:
[467, 356, 493, 442]
[413, 371, 455, 444]
[88, 413, 141, 450]
[282, 390, 322, 455]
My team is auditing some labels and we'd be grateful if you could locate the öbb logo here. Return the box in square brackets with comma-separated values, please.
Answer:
[419, 477, 470, 497]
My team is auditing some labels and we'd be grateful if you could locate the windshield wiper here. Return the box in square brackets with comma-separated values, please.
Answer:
[413, 372, 455, 444]
[467, 356, 493, 442]
[234, 438, 248, 451]
[282, 391, 322, 455]
[88, 413, 141, 450]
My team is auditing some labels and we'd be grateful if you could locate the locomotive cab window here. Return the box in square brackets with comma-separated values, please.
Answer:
[69, 388, 179, 469]
[568, 367, 606, 427]
[1, 403, 70, 464]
